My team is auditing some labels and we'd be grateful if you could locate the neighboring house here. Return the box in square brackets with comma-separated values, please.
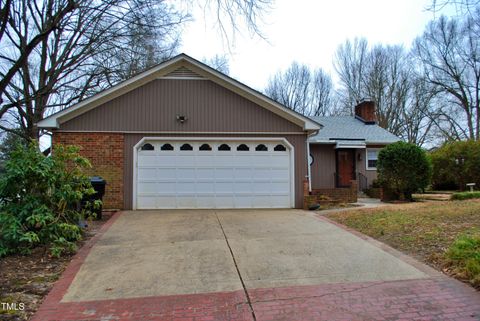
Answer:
[37, 54, 398, 210]
[308, 101, 400, 198]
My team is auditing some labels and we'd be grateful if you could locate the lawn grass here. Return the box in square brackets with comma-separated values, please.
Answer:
[451, 191, 480, 200]
[326, 200, 480, 288]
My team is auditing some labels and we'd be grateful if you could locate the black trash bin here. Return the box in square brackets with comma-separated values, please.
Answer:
[87, 176, 106, 220]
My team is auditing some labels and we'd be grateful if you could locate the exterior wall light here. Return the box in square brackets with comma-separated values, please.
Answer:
[176, 115, 187, 123]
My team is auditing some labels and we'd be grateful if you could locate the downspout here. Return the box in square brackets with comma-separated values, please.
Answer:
[306, 130, 319, 193]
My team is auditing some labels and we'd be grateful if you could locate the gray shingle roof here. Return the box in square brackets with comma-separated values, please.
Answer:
[309, 116, 400, 144]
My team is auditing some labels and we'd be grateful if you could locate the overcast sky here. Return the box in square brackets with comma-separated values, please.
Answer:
[181, 0, 452, 90]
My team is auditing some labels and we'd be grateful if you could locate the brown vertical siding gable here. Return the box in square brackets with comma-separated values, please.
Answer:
[60, 79, 303, 133]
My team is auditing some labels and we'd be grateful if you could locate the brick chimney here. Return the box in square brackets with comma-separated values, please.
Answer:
[354, 100, 376, 124]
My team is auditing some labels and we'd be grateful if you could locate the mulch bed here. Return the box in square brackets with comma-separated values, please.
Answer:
[0, 212, 115, 321]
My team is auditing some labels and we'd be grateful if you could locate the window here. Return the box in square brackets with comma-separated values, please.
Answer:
[141, 143, 154, 151]
[366, 149, 379, 170]
[160, 143, 174, 151]
[180, 143, 193, 151]
[218, 144, 231, 151]
[274, 144, 286, 151]
[199, 144, 212, 151]
[237, 144, 249, 151]
[255, 144, 268, 151]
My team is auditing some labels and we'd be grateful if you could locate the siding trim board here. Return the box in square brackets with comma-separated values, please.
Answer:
[131, 136, 296, 209]
[55, 130, 306, 135]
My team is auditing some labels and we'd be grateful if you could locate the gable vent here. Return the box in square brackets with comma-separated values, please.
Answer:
[161, 66, 204, 79]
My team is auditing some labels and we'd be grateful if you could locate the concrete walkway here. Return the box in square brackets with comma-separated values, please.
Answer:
[33, 209, 480, 321]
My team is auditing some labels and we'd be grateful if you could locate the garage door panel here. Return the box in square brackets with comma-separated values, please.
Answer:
[137, 196, 157, 209]
[214, 156, 234, 167]
[156, 182, 175, 193]
[253, 182, 272, 193]
[254, 169, 275, 179]
[234, 168, 253, 178]
[176, 182, 196, 193]
[177, 168, 196, 179]
[196, 182, 215, 192]
[196, 196, 216, 208]
[176, 196, 197, 208]
[196, 156, 213, 166]
[271, 157, 290, 167]
[271, 183, 290, 193]
[215, 195, 235, 208]
[233, 182, 252, 193]
[215, 168, 233, 179]
[137, 182, 157, 194]
[136, 140, 293, 209]
[138, 155, 158, 166]
[138, 168, 157, 180]
[270, 195, 291, 208]
[215, 182, 233, 193]
[234, 196, 253, 208]
[157, 168, 176, 179]
[271, 169, 290, 180]
[196, 168, 214, 179]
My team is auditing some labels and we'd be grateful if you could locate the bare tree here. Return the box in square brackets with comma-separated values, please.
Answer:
[265, 62, 334, 116]
[0, 0, 273, 141]
[0, 0, 77, 108]
[311, 69, 333, 116]
[199, 0, 271, 45]
[399, 76, 437, 146]
[202, 54, 230, 74]
[334, 38, 438, 146]
[413, 13, 480, 140]
[333, 38, 368, 114]
[428, 0, 480, 14]
[1, 0, 186, 140]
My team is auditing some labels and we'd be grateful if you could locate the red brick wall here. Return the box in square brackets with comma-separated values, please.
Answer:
[305, 180, 358, 209]
[52, 132, 124, 209]
[355, 101, 376, 123]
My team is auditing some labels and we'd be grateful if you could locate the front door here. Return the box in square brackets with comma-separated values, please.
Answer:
[336, 149, 355, 187]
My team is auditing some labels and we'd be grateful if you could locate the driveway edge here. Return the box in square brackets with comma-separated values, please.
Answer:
[32, 211, 123, 321]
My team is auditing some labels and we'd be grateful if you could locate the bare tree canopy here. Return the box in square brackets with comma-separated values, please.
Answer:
[197, 0, 272, 45]
[202, 54, 230, 74]
[333, 38, 436, 145]
[428, 0, 480, 13]
[0, 0, 273, 141]
[413, 13, 480, 140]
[0, 0, 187, 140]
[265, 62, 333, 116]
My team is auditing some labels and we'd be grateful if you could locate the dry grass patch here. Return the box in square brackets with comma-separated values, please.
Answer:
[326, 200, 480, 288]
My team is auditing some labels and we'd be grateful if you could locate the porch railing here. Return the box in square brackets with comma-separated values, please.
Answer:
[358, 172, 368, 192]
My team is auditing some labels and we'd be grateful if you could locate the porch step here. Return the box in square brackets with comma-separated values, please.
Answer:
[357, 191, 368, 198]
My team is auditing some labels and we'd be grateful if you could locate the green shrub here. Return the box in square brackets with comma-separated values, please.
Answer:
[370, 179, 381, 188]
[451, 192, 480, 200]
[430, 140, 480, 191]
[0, 143, 98, 257]
[377, 141, 432, 201]
[445, 233, 480, 286]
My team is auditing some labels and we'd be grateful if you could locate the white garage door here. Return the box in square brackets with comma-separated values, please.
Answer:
[134, 139, 293, 209]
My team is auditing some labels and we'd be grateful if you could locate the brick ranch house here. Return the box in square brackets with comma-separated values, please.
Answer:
[37, 54, 398, 210]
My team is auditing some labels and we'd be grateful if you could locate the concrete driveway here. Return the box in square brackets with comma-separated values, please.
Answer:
[63, 209, 426, 301]
[34, 209, 480, 321]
